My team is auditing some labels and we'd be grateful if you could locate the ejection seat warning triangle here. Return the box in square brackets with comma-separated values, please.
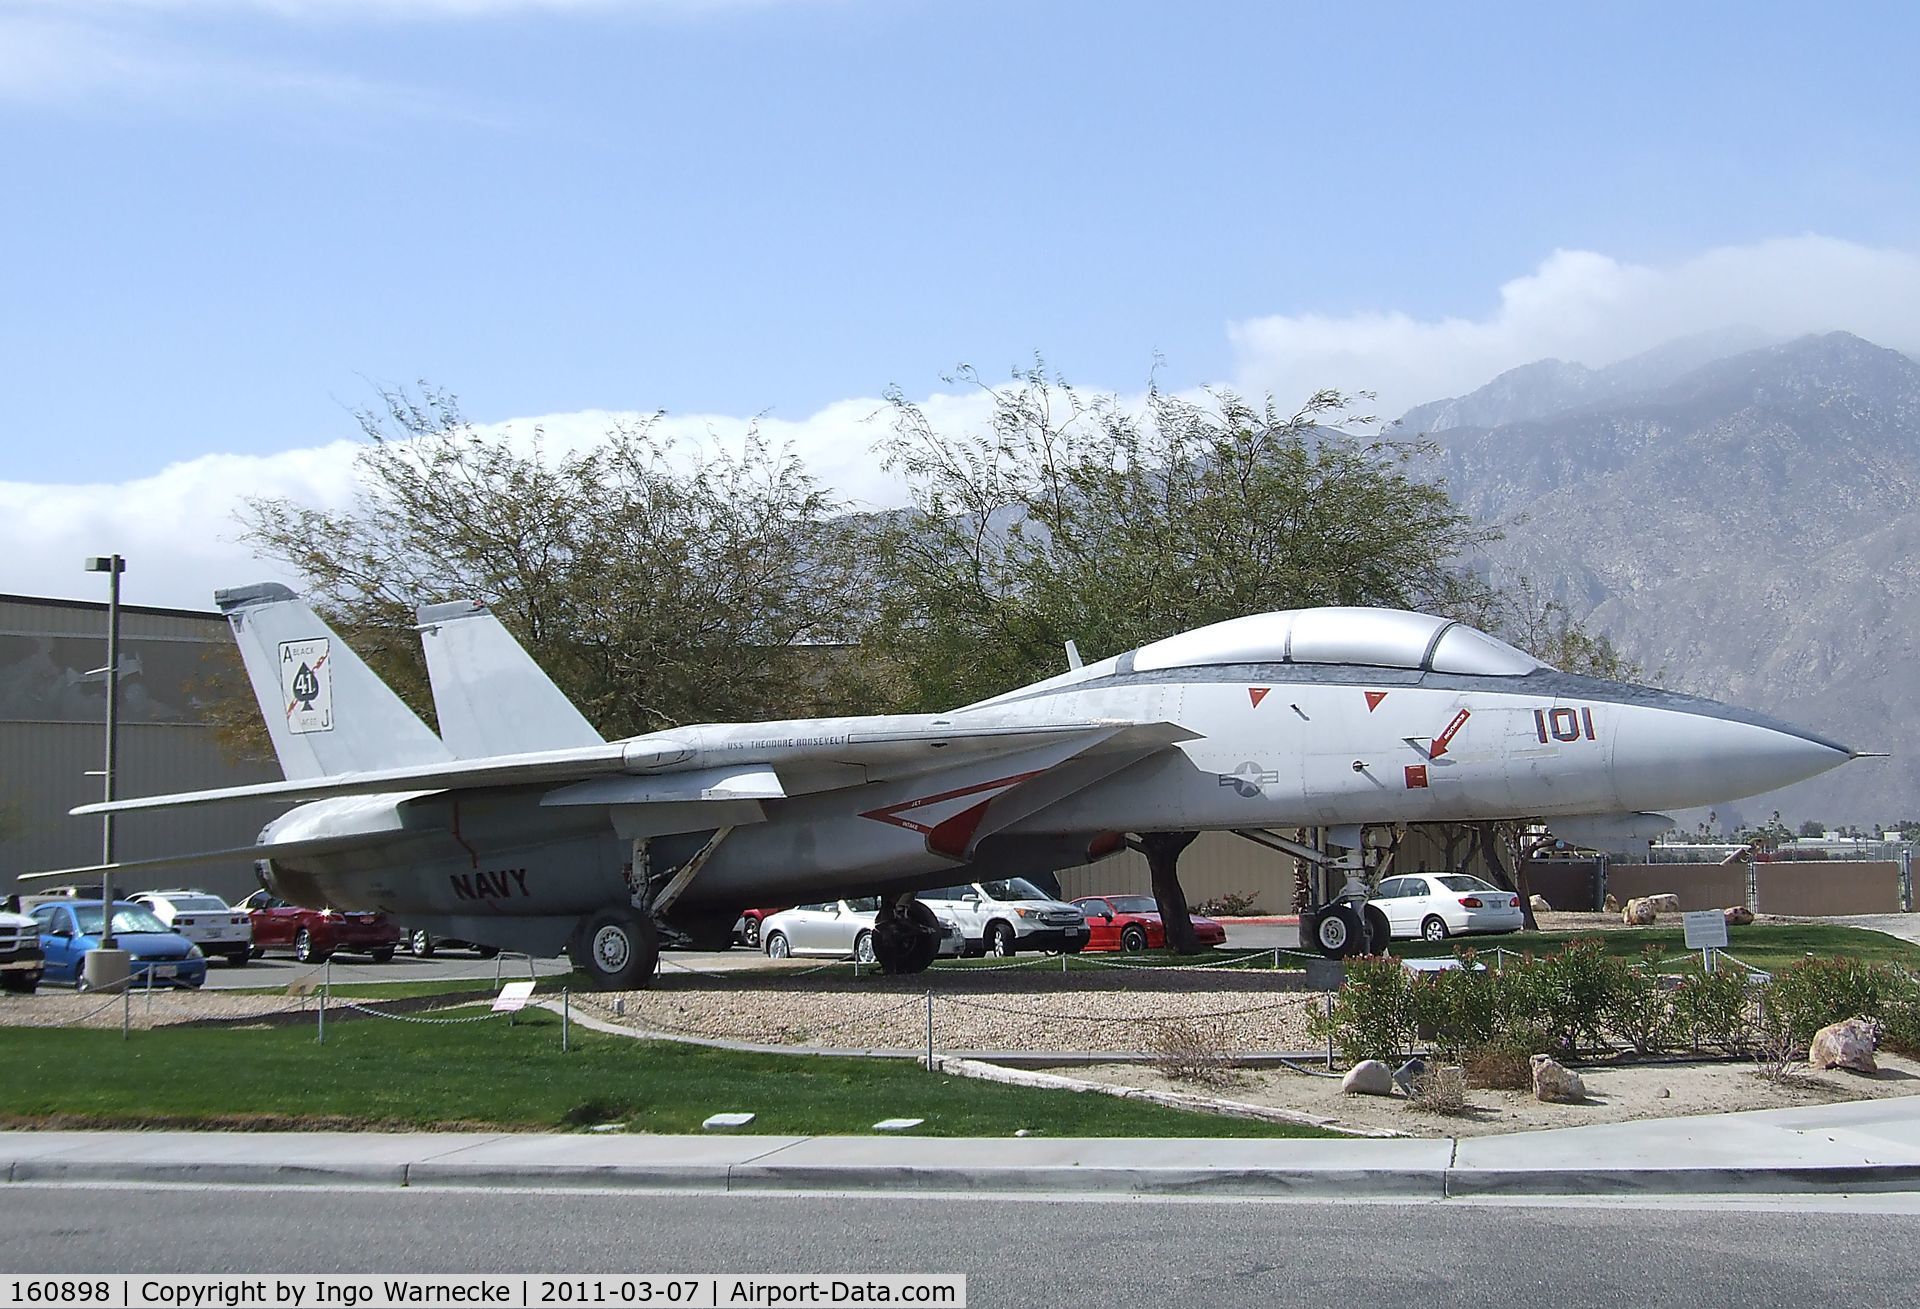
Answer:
[279, 638, 333, 735]
[1248, 687, 1271, 708]
[1365, 691, 1388, 711]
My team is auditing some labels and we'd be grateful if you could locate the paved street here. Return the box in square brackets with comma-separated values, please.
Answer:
[3, 1183, 1918, 1307]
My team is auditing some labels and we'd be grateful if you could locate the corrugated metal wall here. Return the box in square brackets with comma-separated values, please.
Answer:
[1, 594, 285, 903]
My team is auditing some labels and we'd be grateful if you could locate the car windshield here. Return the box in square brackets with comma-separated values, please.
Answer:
[168, 896, 228, 912]
[1437, 875, 1502, 893]
[73, 905, 169, 935]
[1107, 896, 1160, 913]
[980, 879, 1050, 902]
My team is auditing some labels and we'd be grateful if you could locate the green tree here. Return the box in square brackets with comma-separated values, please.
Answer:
[870, 362, 1499, 948]
[241, 387, 867, 740]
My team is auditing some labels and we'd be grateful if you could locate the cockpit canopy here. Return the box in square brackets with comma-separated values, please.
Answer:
[1131, 608, 1545, 677]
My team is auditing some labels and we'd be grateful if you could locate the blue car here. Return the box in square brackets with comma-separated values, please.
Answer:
[29, 900, 208, 990]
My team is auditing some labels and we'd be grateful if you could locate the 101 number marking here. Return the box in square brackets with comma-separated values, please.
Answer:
[1534, 707, 1596, 743]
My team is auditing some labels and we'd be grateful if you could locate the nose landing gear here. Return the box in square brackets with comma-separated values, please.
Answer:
[870, 896, 942, 975]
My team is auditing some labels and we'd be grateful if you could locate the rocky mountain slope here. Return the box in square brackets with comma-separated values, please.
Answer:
[1407, 331, 1920, 827]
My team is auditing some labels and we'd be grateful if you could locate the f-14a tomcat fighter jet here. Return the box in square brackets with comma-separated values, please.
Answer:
[35, 584, 1857, 987]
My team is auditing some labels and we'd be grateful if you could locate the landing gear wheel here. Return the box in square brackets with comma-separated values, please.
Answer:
[986, 922, 1017, 958]
[1120, 923, 1149, 953]
[854, 931, 876, 966]
[409, 929, 436, 958]
[872, 899, 942, 975]
[1421, 915, 1451, 943]
[1363, 907, 1393, 955]
[1312, 904, 1367, 958]
[569, 906, 660, 990]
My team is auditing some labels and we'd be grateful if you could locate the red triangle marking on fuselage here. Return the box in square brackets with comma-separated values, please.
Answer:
[1365, 691, 1388, 712]
[1248, 687, 1270, 708]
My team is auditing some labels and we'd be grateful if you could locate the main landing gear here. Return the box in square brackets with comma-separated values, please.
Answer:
[870, 897, 942, 975]
[569, 905, 661, 990]
[1236, 824, 1394, 959]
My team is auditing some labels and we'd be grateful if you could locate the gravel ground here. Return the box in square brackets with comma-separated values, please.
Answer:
[0, 962, 1323, 1053]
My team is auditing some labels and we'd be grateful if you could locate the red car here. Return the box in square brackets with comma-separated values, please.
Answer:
[239, 890, 402, 964]
[1073, 895, 1229, 953]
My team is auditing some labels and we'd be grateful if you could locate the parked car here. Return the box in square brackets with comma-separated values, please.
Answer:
[1366, 872, 1525, 942]
[238, 890, 402, 963]
[131, 889, 254, 967]
[735, 907, 789, 950]
[1072, 894, 1228, 953]
[28, 900, 207, 989]
[919, 880, 1091, 957]
[0, 907, 45, 993]
[402, 928, 499, 960]
[759, 899, 965, 962]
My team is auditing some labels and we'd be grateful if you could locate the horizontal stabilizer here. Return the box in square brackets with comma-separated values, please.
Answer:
[15, 832, 391, 883]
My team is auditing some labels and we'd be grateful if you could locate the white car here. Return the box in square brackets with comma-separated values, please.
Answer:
[131, 889, 254, 966]
[760, 899, 965, 962]
[1366, 872, 1525, 943]
[919, 880, 1091, 957]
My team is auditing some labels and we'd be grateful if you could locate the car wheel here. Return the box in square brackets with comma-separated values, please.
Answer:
[765, 932, 791, 959]
[370, 948, 395, 964]
[475, 946, 499, 959]
[225, 951, 249, 968]
[854, 931, 876, 965]
[74, 971, 90, 993]
[1, 973, 37, 994]
[986, 922, 1017, 958]
[409, 929, 436, 958]
[294, 928, 330, 964]
[1120, 924, 1148, 953]
[1421, 915, 1451, 942]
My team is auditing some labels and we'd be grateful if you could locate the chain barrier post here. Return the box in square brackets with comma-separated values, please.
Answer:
[317, 981, 326, 1046]
[1061, 952, 1068, 974]
[925, 990, 934, 1071]
[562, 987, 570, 1052]
[122, 978, 130, 1040]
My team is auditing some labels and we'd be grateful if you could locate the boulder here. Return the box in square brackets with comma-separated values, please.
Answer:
[1645, 893, 1682, 914]
[1723, 905, 1755, 927]
[1529, 894, 1552, 913]
[1531, 1054, 1587, 1103]
[1622, 897, 1658, 926]
[1603, 893, 1621, 913]
[1342, 1059, 1396, 1096]
[1809, 1018, 1878, 1073]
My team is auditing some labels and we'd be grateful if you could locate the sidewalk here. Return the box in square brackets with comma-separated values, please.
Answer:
[8, 1097, 1920, 1198]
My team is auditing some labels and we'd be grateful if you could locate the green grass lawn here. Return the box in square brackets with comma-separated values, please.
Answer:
[0, 1007, 1329, 1138]
[1390, 922, 1920, 974]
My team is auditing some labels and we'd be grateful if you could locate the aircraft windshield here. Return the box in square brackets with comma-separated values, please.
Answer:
[1132, 608, 1546, 676]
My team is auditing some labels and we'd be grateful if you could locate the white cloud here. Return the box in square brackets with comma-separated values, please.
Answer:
[1228, 236, 1920, 419]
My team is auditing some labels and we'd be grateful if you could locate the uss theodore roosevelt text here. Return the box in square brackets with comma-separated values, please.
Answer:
[3, 1276, 965, 1308]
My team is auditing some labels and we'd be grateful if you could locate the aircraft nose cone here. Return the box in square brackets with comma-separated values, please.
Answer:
[1610, 706, 1853, 812]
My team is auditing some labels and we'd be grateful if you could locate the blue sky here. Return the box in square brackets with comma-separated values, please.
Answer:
[3, 0, 1919, 604]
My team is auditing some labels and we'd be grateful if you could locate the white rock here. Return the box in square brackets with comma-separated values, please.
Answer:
[1809, 1018, 1878, 1073]
[1622, 898, 1658, 926]
[1529, 894, 1552, 913]
[1723, 905, 1755, 926]
[872, 1118, 925, 1132]
[1645, 893, 1682, 914]
[1531, 1054, 1587, 1103]
[1342, 1059, 1396, 1096]
[702, 1112, 755, 1129]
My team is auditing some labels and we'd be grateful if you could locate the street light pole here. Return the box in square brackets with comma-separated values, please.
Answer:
[85, 554, 126, 950]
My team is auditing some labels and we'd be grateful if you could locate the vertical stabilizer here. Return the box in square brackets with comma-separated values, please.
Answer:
[416, 599, 605, 759]
[214, 583, 454, 780]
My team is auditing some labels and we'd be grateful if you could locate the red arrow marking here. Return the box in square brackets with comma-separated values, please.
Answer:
[1248, 687, 1270, 708]
[1429, 708, 1471, 759]
[1364, 691, 1388, 712]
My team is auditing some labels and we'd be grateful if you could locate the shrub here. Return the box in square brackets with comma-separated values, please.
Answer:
[1462, 1039, 1535, 1090]
[1148, 1020, 1237, 1086]
[1312, 957, 1418, 1065]
[1765, 957, 1899, 1045]
[1196, 891, 1262, 917]
[1604, 962, 1676, 1056]
[1405, 1064, 1468, 1115]
[1409, 952, 1500, 1058]
[1670, 967, 1756, 1053]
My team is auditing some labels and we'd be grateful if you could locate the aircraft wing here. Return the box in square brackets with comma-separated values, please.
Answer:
[14, 831, 401, 883]
[71, 715, 1182, 817]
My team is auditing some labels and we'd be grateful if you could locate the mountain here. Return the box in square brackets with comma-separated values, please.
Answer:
[1406, 331, 1920, 827]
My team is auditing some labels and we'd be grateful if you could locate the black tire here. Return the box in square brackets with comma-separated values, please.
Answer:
[1120, 923, 1149, 953]
[742, 917, 761, 949]
[1421, 915, 1451, 943]
[873, 899, 943, 975]
[986, 921, 1017, 958]
[409, 929, 436, 959]
[475, 946, 500, 959]
[1312, 905, 1367, 958]
[569, 906, 660, 990]
[765, 932, 791, 960]
[294, 928, 330, 964]
[1364, 907, 1394, 954]
[1, 973, 37, 994]
[854, 931, 876, 966]
[224, 950, 250, 968]
[370, 948, 395, 964]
